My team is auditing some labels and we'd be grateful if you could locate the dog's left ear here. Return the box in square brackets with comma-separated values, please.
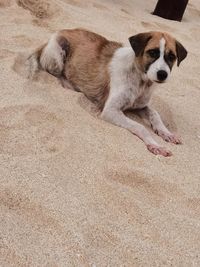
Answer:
[129, 33, 152, 57]
[176, 41, 187, 66]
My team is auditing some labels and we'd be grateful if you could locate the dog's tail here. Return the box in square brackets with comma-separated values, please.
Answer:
[26, 33, 69, 79]
[25, 44, 45, 79]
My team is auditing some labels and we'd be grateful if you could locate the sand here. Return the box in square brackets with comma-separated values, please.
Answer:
[0, 0, 200, 266]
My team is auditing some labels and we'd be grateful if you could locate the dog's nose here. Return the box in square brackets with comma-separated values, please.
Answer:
[157, 70, 168, 81]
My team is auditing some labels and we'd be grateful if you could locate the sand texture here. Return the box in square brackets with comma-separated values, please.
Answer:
[0, 0, 200, 266]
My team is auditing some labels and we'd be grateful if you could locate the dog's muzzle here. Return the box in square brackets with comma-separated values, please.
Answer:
[157, 70, 168, 82]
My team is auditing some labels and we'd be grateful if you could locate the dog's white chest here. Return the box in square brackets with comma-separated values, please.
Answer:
[122, 82, 153, 110]
[107, 47, 154, 111]
[133, 84, 153, 109]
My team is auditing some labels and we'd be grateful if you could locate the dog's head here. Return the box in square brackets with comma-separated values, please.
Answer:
[129, 31, 187, 83]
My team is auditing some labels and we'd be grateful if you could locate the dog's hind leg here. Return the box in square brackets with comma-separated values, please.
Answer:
[60, 76, 74, 90]
[40, 33, 69, 77]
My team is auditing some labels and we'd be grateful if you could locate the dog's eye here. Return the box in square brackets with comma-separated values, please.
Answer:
[167, 52, 176, 62]
[147, 49, 160, 58]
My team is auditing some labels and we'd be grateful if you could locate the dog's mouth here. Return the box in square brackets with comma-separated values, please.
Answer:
[155, 80, 166, 84]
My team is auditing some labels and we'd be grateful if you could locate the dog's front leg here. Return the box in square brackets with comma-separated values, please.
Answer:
[101, 107, 172, 157]
[138, 106, 182, 144]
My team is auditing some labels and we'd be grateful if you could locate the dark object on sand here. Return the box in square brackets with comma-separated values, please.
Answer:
[152, 0, 189, 22]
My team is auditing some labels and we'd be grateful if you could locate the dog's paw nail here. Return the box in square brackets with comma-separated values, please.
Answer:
[156, 130, 182, 145]
[170, 134, 182, 144]
[147, 144, 172, 157]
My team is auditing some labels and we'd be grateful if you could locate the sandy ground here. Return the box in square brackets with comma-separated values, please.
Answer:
[0, 0, 200, 266]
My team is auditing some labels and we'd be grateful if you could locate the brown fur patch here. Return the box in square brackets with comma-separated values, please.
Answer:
[58, 29, 122, 109]
[144, 32, 176, 54]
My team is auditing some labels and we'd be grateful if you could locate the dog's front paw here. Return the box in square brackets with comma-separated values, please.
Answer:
[155, 130, 182, 144]
[147, 144, 172, 157]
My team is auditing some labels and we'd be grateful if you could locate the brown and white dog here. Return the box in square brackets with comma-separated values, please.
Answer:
[29, 28, 187, 156]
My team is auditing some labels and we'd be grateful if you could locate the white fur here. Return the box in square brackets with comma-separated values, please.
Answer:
[101, 45, 178, 156]
[147, 38, 170, 82]
[101, 47, 158, 146]
[40, 33, 65, 76]
[105, 47, 154, 111]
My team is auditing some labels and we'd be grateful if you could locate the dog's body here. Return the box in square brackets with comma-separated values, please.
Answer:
[30, 28, 187, 156]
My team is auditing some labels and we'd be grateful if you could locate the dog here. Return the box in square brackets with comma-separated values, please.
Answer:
[29, 28, 187, 156]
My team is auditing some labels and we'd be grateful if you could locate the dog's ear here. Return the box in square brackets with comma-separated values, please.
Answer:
[176, 41, 187, 66]
[129, 33, 152, 57]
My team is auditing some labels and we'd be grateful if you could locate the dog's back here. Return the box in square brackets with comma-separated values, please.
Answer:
[32, 29, 122, 108]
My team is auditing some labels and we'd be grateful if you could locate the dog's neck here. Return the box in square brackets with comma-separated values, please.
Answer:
[139, 78, 153, 88]
[131, 53, 153, 88]
[111, 46, 154, 89]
